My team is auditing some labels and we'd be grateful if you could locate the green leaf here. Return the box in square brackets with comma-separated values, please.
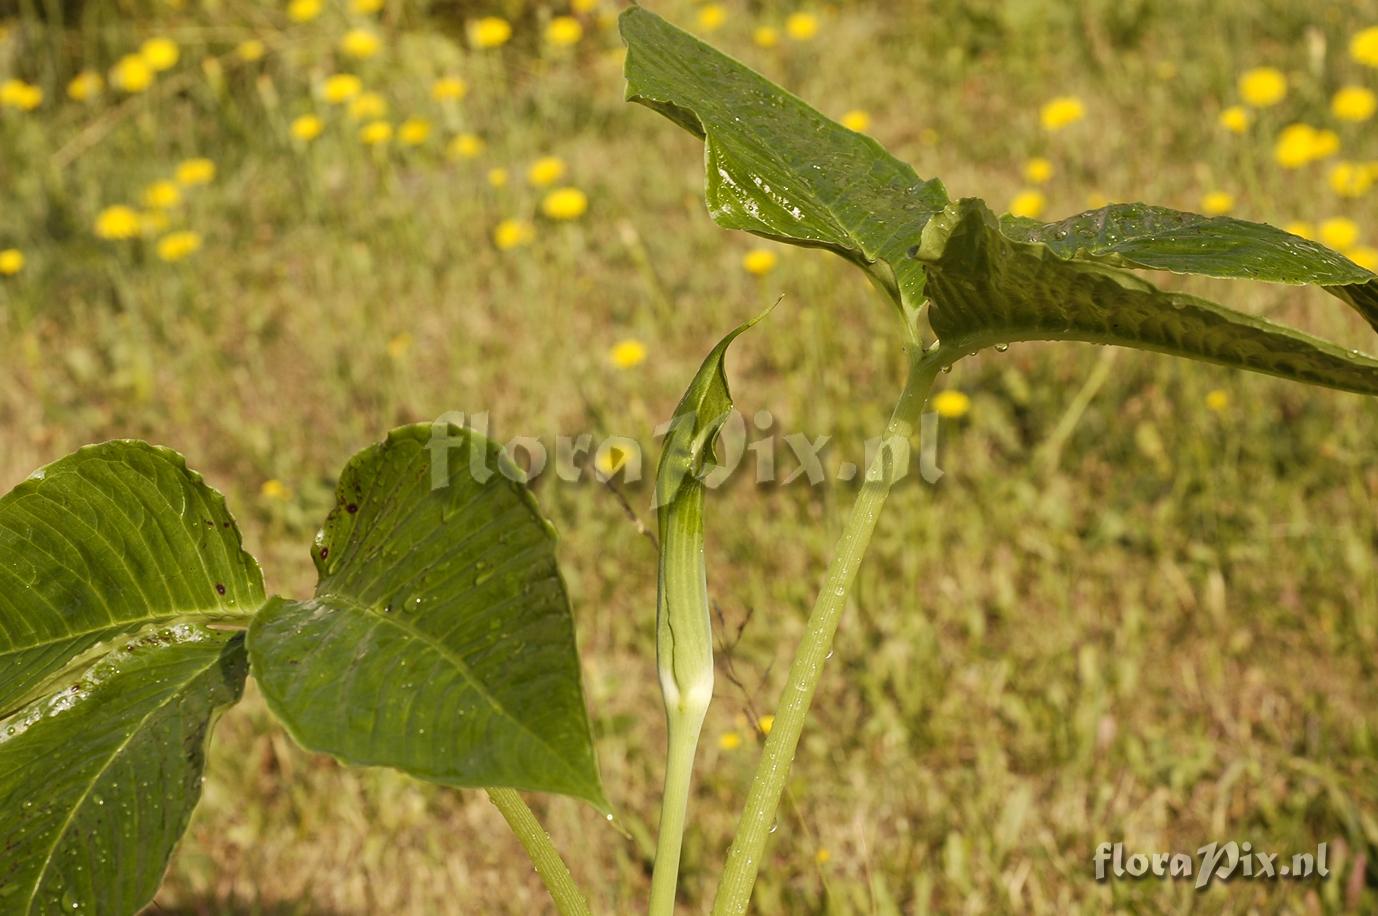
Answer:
[620, 6, 948, 311]
[248, 425, 606, 809]
[918, 199, 1378, 395]
[1001, 204, 1378, 333]
[0, 625, 247, 915]
[623, 9, 1378, 394]
[0, 442, 264, 717]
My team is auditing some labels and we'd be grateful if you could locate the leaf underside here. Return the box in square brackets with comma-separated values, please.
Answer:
[249, 425, 606, 809]
[921, 200, 1378, 395]
[621, 7, 1378, 395]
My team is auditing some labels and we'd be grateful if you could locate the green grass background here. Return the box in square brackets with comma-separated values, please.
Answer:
[3, 0, 1378, 911]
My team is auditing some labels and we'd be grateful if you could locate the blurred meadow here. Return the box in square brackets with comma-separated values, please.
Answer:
[5, 0, 1378, 912]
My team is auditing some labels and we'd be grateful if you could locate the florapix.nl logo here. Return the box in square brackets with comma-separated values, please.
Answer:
[423, 408, 948, 503]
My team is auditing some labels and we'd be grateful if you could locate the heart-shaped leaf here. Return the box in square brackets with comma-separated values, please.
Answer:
[621, 5, 948, 311]
[248, 425, 606, 809]
[918, 199, 1378, 395]
[0, 625, 247, 915]
[0, 442, 264, 717]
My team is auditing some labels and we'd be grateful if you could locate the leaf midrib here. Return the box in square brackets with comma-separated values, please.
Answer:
[310, 593, 593, 795]
[22, 643, 226, 915]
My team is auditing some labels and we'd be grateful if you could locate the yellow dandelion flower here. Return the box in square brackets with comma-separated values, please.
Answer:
[487, 167, 509, 188]
[542, 187, 588, 220]
[1008, 189, 1045, 219]
[237, 39, 267, 62]
[1351, 27, 1378, 67]
[1205, 389, 1230, 412]
[1283, 221, 1314, 240]
[348, 91, 387, 120]
[322, 73, 363, 104]
[0, 249, 24, 276]
[387, 332, 413, 359]
[359, 120, 392, 145]
[1200, 191, 1234, 215]
[1329, 162, 1372, 198]
[594, 444, 629, 478]
[571, 0, 597, 11]
[432, 76, 467, 101]
[1040, 96, 1085, 131]
[142, 180, 182, 209]
[155, 230, 202, 262]
[1348, 246, 1378, 271]
[67, 70, 103, 102]
[141, 37, 179, 72]
[1, 79, 43, 110]
[785, 11, 819, 40]
[753, 26, 779, 48]
[469, 16, 512, 49]
[758, 714, 774, 735]
[1238, 67, 1286, 107]
[1320, 217, 1359, 250]
[719, 732, 743, 751]
[351, 0, 384, 13]
[546, 16, 583, 46]
[175, 157, 215, 186]
[398, 118, 431, 146]
[1023, 157, 1053, 184]
[1218, 105, 1250, 134]
[447, 133, 485, 159]
[340, 29, 381, 59]
[815, 848, 832, 865]
[841, 109, 871, 132]
[609, 338, 647, 369]
[287, 0, 322, 23]
[95, 205, 141, 240]
[697, 4, 726, 31]
[493, 218, 534, 250]
[291, 114, 324, 141]
[528, 155, 567, 186]
[742, 248, 778, 276]
[1333, 86, 1376, 122]
[1274, 123, 1319, 169]
[260, 479, 290, 500]
[932, 390, 971, 419]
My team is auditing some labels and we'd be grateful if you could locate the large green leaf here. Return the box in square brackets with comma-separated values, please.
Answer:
[1001, 204, 1378, 333]
[0, 442, 264, 717]
[917, 199, 1378, 395]
[0, 625, 246, 915]
[621, 6, 948, 311]
[248, 425, 606, 808]
[623, 9, 1378, 394]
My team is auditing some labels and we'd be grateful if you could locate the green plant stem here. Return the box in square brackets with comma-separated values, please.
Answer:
[487, 789, 592, 916]
[649, 709, 708, 914]
[711, 346, 946, 916]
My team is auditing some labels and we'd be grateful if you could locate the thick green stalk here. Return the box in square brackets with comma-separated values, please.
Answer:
[487, 788, 592, 916]
[711, 347, 945, 915]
